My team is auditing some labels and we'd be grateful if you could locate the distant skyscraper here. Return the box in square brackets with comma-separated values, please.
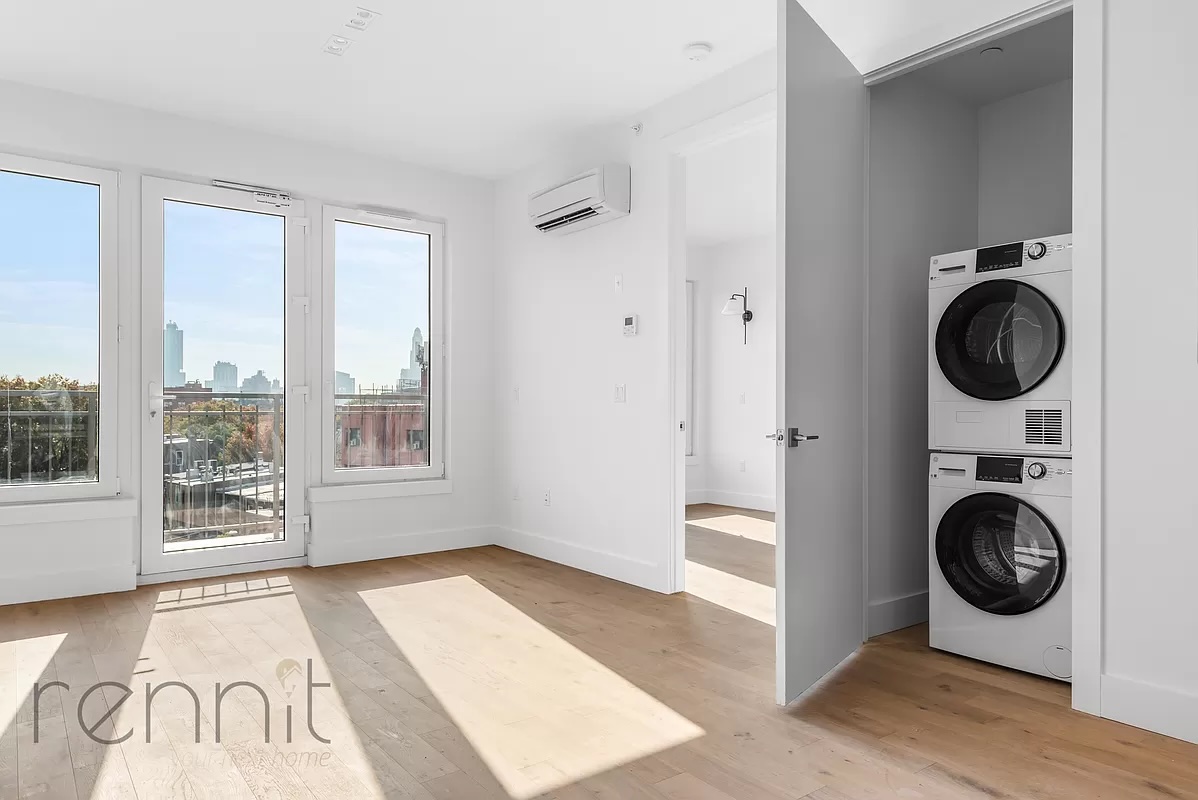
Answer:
[163, 322, 185, 386]
[212, 361, 238, 394]
[241, 370, 273, 395]
[399, 328, 425, 387]
[335, 371, 356, 395]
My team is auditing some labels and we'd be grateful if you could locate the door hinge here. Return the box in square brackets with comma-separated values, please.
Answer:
[115, 477, 122, 496]
[291, 514, 311, 533]
[117, 324, 124, 343]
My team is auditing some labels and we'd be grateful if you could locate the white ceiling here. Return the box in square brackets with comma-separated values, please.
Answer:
[800, 0, 1051, 75]
[686, 124, 777, 247]
[0, 0, 775, 178]
[0, 1, 1052, 178]
[913, 12, 1073, 107]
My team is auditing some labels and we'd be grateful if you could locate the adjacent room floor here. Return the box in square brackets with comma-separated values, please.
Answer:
[2, 546, 1196, 800]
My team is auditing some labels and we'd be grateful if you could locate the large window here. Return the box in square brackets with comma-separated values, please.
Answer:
[0, 155, 118, 502]
[322, 207, 444, 483]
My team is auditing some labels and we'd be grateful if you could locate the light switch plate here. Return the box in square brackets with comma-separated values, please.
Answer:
[614, 384, 627, 403]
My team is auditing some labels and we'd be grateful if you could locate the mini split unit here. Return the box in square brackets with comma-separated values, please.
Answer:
[528, 163, 631, 234]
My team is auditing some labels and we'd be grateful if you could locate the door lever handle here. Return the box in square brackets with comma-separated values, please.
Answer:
[789, 429, 820, 447]
[766, 430, 785, 444]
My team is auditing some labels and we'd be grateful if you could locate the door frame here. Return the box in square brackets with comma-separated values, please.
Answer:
[857, 0, 1103, 718]
[664, 91, 779, 595]
[138, 176, 310, 578]
[665, 0, 1103, 714]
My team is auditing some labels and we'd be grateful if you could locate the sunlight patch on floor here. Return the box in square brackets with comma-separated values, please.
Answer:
[684, 560, 776, 626]
[688, 513, 776, 545]
[0, 632, 67, 735]
[359, 575, 705, 800]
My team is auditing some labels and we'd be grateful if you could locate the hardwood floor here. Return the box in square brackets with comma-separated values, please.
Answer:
[1, 541, 1196, 799]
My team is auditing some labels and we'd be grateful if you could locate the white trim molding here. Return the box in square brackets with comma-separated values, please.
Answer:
[497, 528, 669, 593]
[868, 591, 929, 638]
[863, 1, 1074, 85]
[1102, 675, 1198, 746]
[307, 525, 496, 568]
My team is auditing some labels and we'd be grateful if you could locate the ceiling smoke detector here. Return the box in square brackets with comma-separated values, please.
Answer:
[684, 42, 714, 62]
[347, 7, 380, 31]
[980, 46, 1005, 58]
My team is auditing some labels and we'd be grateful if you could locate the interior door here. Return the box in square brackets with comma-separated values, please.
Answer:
[140, 177, 308, 576]
[775, 0, 868, 704]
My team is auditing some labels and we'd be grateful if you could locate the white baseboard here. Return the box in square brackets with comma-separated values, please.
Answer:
[685, 489, 709, 505]
[700, 490, 776, 513]
[496, 528, 668, 593]
[0, 563, 136, 607]
[1102, 674, 1198, 745]
[868, 590, 929, 637]
[308, 526, 497, 568]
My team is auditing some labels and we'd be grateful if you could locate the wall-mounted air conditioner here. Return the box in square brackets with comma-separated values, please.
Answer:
[528, 163, 631, 235]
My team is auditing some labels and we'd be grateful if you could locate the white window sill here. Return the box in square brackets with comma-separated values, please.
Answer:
[0, 496, 137, 527]
[308, 479, 453, 504]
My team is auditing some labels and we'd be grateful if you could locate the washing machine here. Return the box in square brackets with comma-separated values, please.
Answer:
[929, 451, 1071, 681]
[929, 234, 1072, 455]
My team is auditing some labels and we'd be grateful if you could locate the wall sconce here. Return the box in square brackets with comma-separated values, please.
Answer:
[721, 287, 753, 344]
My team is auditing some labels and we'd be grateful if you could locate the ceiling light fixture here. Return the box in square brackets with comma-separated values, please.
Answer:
[980, 46, 1004, 57]
[347, 6, 380, 31]
[684, 42, 714, 62]
[324, 35, 353, 55]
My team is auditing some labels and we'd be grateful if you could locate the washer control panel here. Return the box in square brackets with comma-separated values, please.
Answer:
[930, 452, 1072, 497]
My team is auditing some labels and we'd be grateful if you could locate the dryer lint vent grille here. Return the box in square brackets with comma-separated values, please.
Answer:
[1025, 409, 1064, 447]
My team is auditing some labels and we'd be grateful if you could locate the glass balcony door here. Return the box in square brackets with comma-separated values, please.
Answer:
[140, 178, 307, 576]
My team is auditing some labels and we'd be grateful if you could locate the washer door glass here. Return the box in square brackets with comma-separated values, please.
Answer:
[936, 492, 1066, 616]
[935, 279, 1064, 400]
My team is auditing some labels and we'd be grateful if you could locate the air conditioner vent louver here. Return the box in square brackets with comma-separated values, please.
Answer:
[535, 206, 600, 232]
[1025, 408, 1065, 447]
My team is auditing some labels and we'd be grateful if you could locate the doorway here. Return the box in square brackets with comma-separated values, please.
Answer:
[674, 113, 779, 627]
[139, 178, 308, 577]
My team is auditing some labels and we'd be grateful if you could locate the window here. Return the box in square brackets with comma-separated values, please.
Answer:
[322, 207, 444, 483]
[0, 154, 118, 502]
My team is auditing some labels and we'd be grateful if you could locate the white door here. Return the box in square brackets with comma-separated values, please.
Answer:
[775, 0, 868, 704]
[140, 178, 308, 576]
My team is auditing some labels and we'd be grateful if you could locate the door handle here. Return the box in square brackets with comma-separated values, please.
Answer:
[788, 429, 820, 447]
[766, 430, 785, 444]
[148, 382, 177, 419]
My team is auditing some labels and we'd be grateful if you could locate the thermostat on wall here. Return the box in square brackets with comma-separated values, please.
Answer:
[623, 314, 639, 336]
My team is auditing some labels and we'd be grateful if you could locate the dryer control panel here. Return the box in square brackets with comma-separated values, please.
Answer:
[929, 233, 1073, 287]
[929, 452, 1072, 498]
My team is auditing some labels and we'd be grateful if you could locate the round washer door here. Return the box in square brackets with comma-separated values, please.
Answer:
[935, 279, 1064, 400]
[936, 492, 1066, 616]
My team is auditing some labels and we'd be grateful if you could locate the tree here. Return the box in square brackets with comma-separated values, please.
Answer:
[0, 374, 99, 483]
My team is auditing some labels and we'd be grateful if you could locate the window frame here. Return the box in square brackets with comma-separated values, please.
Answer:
[320, 205, 445, 485]
[0, 153, 119, 504]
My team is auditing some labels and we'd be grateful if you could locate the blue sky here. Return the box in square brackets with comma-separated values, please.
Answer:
[1, 170, 429, 391]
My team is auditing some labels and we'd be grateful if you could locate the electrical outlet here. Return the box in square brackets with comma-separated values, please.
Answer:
[614, 274, 623, 292]
[738, 460, 747, 473]
[739, 392, 746, 405]
[513, 486, 520, 501]
[614, 384, 627, 403]
[513, 386, 520, 403]
[543, 490, 552, 507]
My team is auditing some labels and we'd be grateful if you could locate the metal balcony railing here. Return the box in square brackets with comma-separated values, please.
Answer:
[1, 389, 98, 485]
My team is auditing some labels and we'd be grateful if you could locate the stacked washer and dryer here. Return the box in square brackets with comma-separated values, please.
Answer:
[927, 234, 1073, 681]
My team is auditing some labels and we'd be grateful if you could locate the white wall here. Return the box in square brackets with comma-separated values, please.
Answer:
[865, 75, 979, 637]
[1097, 0, 1198, 745]
[686, 236, 777, 512]
[0, 79, 497, 600]
[978, 79, 1073, 245]
[493, 52, 777, 592]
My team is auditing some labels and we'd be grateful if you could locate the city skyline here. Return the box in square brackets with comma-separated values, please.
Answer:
[2, 176, 431, 392]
